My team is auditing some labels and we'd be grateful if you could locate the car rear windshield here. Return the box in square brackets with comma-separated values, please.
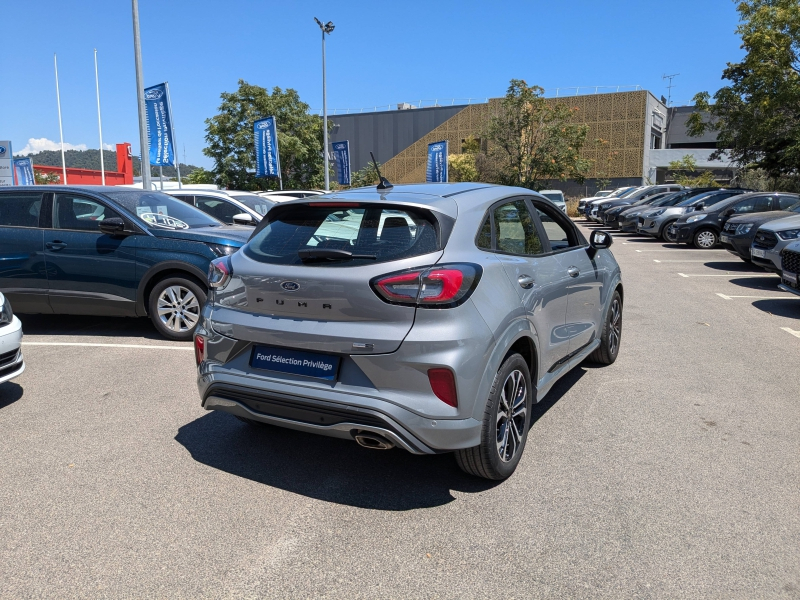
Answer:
[244, 203, 441, 267]
[541, 193, 564, 203]
[228, 193, 274, 216]
[102, 191, 223, 229]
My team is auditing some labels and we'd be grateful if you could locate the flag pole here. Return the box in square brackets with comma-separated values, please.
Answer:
[54, 53, 68, 185]
[94, 49, 106, 185]
[165, 82, 181, 188]
[132, 0, 151, 190]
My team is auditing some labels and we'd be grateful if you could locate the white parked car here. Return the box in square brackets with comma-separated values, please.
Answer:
[539, 190, 567, 212]
[166, 189, 275, 226]
[0, 292, 25, 385]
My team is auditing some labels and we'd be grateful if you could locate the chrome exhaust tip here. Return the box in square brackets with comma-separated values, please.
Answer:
[354, 432, 395, 450]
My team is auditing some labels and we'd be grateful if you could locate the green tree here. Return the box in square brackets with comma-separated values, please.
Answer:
[34, 169, 60, 184]
[203, 80, 326, 190]
[349, 161, 382, 188]
[484, 79, 591, 190]
[667, 155, 721, 187]
[183, 167, 216, 185]
[688, 0, 800, 182]
[447, 136, 481, 182]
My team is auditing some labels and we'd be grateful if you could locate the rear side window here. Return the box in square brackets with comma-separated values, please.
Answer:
[244, 204, 440, 266]
[0, 192, 43, 227]
[777, 196, 800, 210]
[493, 200, 543, 255]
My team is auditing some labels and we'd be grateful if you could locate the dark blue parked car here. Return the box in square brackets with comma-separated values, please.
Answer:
[0, 186, 252, 340]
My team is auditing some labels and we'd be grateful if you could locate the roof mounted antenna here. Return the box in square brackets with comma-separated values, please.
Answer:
[370, 152, 393, 191]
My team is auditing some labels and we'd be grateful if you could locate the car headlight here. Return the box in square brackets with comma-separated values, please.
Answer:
[207, 243, 238, 257]
[686, 213, 708, 223]
[735, 223, 753, 235]
[651, 209, 667, 217]
[0, 293, 13, 326]
[776, 229, 800, 240]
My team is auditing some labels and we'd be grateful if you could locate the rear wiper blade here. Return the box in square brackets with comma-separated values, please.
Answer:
[298, 248, 376, 261]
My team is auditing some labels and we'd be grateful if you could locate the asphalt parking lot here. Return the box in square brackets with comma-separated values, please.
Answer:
[1, 222, 799, 599]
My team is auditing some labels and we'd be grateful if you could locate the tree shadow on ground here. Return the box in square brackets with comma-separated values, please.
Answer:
[175, 368, 587, 511]
[0, 382, 24, 410]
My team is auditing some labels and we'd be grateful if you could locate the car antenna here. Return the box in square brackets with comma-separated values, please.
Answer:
[370, 152, 393, 191]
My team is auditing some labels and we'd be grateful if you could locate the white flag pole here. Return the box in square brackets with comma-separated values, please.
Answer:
[94, 49, 105, 185]
[54, 53, 67, 185]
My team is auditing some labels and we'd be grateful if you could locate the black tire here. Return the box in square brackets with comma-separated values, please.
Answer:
[693, 228, 718, 249]
[455, 353, 533, 480]
[147, 276, 206, 341]
[661, 220, 678, 242]
[587, 290, 623, 365]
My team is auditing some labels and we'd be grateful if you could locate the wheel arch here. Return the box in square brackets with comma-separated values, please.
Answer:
[136, 261, 208, 316]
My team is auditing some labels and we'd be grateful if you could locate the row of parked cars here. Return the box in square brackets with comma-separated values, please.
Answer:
[579, 185, 800, 297]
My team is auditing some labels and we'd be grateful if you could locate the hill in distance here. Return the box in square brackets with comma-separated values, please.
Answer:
[19, 148, 199, 179]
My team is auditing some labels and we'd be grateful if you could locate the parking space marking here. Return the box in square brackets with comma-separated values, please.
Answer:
[781, 327, 800, 339]
[22, 342, 193, 351]
[677, 273, 774, 278]
[635, 249, 730, 253]
[653, 260, 708, 263]
[715, 293, 788, 300]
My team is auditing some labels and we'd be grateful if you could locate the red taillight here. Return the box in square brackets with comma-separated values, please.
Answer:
[428, 368, 458, 407]
[370, 263, 481, 308]
[208, 257, 231, 289]
[194, 335, 205, 365]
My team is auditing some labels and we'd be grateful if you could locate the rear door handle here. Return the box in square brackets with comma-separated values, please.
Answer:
[567, 266, 580, 278]
[518, 275, 534, 289]
[46, 241, 67, 251]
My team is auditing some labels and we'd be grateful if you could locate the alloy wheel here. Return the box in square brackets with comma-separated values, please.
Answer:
[496, 370, 527, 462]
[608, 298, 622, 355]
[663, 223, 678, 243]
[696, 230, 717, 248]
[157, 285, 200, 333]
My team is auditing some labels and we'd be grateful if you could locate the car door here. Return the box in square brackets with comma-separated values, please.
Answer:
[44, 193, 138, 316]
[0, 190, 51, 313]
[532, 199, 603, 359]
[194, 195, 241, 225]
[490, 198, 571, 371]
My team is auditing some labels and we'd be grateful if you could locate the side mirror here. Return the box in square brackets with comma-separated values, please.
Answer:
[694, 204, 705, 211]
[99, 217, 127, 236]
[232, 213, 256, 226]
[589, 229, 613, 250]
[723, 207, 735, 217]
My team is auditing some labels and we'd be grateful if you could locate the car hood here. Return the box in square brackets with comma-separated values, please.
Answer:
[727, 211, 797, 227]
[642, 206, 686, 218]
[756, 213, 800, 232]
[147, 225, 252, 246]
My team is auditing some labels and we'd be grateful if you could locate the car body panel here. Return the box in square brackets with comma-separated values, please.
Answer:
[751, 213, 800, 272]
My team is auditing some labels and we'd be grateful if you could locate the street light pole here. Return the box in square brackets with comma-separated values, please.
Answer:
[315, 18, 334, 192]
[132, 0, 151, 190]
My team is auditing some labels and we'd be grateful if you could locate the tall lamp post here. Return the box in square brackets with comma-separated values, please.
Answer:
[132, 0, 151, 190]
[314, 17, 334, 192]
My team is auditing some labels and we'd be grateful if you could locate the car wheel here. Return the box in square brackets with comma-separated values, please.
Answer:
[661, 221, 678, 242]
[693, 228, 718, 249]
[148, 276, 206, 341]
[455, 353, 532, 480]
[587, 290, 622, 365]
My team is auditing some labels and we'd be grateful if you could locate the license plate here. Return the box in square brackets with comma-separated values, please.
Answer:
[720, 235, 730, 243]
[250, 345, 340, 381]
[783, 271, 799, 285]
[751, 248, 766, 258]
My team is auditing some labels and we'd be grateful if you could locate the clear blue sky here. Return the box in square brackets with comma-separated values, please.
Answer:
[1, 0, 743, 168]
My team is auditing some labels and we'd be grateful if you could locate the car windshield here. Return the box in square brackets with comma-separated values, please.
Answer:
[102, 190, 223, 229]
[541, 193, 564, 203]
[228, 193, 274, 216]
[619, 187, 645, 199]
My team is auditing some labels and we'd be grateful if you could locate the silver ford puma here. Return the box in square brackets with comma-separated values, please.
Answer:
[195, 183, 623, 480]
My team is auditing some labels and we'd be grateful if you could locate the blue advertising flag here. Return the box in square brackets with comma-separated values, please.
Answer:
[13, 157, 34, 185]
[254, 117, 281, 179]
[332, 141, 351, 186]
[144, 83, 176, 167]
[426, 141, 448, 182]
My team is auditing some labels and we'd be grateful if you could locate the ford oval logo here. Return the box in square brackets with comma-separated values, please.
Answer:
[281, 281, 300, 291]
[144, 89, 164, 100]
[0, 145, 6, 156]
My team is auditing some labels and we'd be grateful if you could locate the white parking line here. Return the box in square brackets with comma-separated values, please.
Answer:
[781, 327, 800, 339]
[653, 260, 708, 263]
[678, 273, 774, 278]
[22, 342, 193, 350]
[715, 293, 788, 300]
[635, 249, 730, 253]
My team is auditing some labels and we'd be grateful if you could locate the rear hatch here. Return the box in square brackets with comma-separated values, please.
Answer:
[213, 198, 456, 354]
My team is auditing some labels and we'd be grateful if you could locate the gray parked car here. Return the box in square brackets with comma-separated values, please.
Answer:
[779, 240, 800, 296]
[195, 183, 624, 480]
[637, 189, 748, 241]
[751, 213, 800, 273]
